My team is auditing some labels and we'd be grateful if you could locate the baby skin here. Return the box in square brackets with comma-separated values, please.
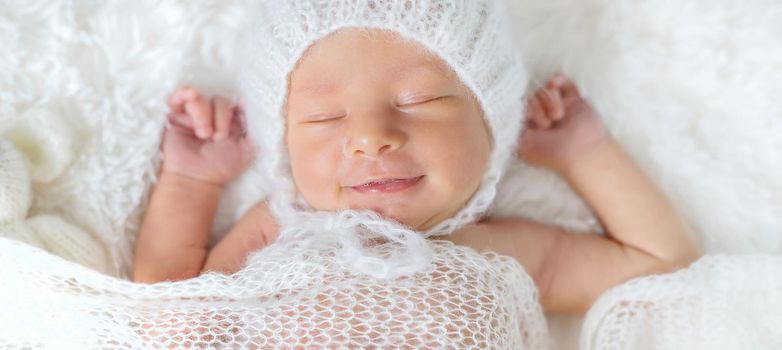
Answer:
[133, 29, 700, 315]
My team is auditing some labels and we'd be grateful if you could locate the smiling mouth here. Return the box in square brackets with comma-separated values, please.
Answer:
[350, 176, 425, 194]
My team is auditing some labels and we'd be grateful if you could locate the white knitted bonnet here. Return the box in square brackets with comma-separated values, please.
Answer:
[239, 0, 527, 278]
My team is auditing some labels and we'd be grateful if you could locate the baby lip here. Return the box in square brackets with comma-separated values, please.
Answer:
[349, 176, 425, 194]
[350, 176, 422, 187]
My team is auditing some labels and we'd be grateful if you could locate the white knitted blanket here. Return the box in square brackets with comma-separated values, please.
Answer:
[1, 0, 780, 349]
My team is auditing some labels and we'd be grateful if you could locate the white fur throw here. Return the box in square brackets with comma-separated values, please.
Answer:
[0, 0, 780, 349]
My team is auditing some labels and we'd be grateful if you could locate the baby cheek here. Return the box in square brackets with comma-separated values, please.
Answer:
[430, 138, 488, 202]
[290, 142, 343, 210]
[436, 156, 477, 195]
[415, 146, 461, 196]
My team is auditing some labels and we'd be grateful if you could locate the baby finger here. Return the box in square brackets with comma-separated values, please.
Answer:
[167, 86, 198, 114]
[167, 112, 195, 129]
[185, 94, 214, 139]
[540, 88, 565, 122]
[212, 96, 234, 141]
[527, 94, 551, 129]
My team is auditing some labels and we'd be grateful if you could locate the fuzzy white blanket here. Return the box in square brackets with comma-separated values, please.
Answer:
[1, 0, 780, 349]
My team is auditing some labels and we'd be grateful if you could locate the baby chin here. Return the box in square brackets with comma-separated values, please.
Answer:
[340, 175, 434, 227]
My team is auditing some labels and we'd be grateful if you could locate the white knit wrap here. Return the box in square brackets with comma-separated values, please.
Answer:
[0, 139, 111, 274]
[0, 140, 30, 224]
[239, 0, 527, 278]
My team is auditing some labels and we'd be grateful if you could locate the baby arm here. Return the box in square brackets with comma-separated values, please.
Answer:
[202, 200, 280, 274]
[133, 87, 254, 283]
[133, 173, 222, 283]
[447, 74, 700, 314]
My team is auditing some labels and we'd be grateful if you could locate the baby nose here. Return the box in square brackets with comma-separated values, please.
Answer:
[346, 117, 405, 157]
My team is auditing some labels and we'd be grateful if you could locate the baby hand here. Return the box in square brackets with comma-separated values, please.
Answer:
[518, 74, 609, 175]
[160, 86, 254, 186]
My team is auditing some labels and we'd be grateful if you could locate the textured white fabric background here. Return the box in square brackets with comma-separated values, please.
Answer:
[501, 1, 782, 347]
[1, 0, 780, 349]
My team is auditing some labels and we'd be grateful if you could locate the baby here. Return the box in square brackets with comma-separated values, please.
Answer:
[133, 5, 700, 316]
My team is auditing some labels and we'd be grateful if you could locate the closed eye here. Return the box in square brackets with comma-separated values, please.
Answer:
[397, 95, 448, 107]
[302, 113, 346, 124]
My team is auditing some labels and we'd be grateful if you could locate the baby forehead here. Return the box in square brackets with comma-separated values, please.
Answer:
[288, 29, 460, 91]
[291, 61, 456, 96]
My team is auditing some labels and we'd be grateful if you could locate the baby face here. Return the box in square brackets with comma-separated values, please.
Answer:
[285, 28, 490, 230]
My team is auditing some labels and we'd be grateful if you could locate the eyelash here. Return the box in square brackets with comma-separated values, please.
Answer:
[303, 113, 346, 123]
[301, 95, 449, 123]
[398, 95, 446, 107]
